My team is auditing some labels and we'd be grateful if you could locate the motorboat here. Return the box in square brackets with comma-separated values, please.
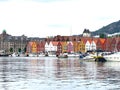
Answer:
[103, 52, 120, 61]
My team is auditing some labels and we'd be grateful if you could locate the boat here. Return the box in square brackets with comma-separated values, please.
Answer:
[79, 53, 95, 61]
[67, 53, 80, 58]
[57, 53, 68, 58]
[103, 52, 120, 61]
[0, 54, 9, 57]
[103, 37, 120, 61]
[79, 51, 106, 62]
[0, 50, 10, 57]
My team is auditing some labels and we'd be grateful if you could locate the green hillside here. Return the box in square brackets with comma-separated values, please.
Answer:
[91, 20, 120, 36]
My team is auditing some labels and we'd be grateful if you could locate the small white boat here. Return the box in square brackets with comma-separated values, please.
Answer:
[28, 53, 38, 57]
[10, 53, 18, 57]
[79, 54, 95, 61]
[103, 52, 120, 61]
[58, 53, 68, 58]
[67, 53, 80, 58]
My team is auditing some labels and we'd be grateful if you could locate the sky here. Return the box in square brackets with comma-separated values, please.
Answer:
[0, 0, 120, 37]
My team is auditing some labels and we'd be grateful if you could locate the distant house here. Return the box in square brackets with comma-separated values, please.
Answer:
[110, 38, 117, 52]
[72, 41, 78, 53]
[57, 42, 62, 54]
[61, 41, 67, 53]
[85, 40, 91, 52]
[44, 41, 58, 54]
[99, 38, 106, 51]
[27, 41, 37, 53]
[84, 38, 97, 52]
[82, 29, 91, 37]
[78, 39, 86, 53]
[49, 41, 58, 52]
[31, 42, 37, 53]
[0, 30, 28, 53]
[90, 39, 97, 50]
[104, 38, 111, 52]
[26, 42, 32, 53]
[45, 42, 49, 52]
[67, 41, 74, 53]
[39, 41, 45, 53]
[109, 37, 120, 52]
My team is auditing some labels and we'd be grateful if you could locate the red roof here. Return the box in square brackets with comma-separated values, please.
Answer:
[52, 41, 58, 46]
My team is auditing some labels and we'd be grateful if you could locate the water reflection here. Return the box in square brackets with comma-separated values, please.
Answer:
[0, 57, 120, 90]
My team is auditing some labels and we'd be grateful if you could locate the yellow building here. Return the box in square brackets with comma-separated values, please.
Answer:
[32, 42, 37, 53]
[78, 41, 85, 53]
[61, 41, 67, 53]
[72, 41, 78, 53]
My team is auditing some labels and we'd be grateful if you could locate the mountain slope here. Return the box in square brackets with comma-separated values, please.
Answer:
[91, 20, 120, 35]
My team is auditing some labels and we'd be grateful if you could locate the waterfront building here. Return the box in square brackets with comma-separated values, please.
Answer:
[72, 41, 78, 53]
[51, 41, 58, 52]
[85, 40, 91, 52]
[31, 42, 37, 53]
[39, 41, 45, 53]
[61, 41, 67, 53]
[44, 41, 58, 54]
[97, 38, 105, 51]
[90, 39, 97, 50]
[0, 30, 28, 54]
[67, 41, 74, 53]
[78, 39, 85, 53]
[45, 41, 49, 52]
[26, 42, 32, 53]
[57, 42, 62, 54]
[110, 37, 120, 52]
[117, 39, 120, 51]
[104, 38, 111, 52]
[82, 29, 91, 37]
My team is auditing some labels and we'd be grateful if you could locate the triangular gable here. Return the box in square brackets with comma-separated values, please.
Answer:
[52, 41, 58, 46]
[99, 38, 105, 44]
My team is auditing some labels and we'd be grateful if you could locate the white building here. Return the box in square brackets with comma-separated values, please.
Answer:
[85, 40, 97, 52]
[45, 41, 58, 53]
[82, 29, 91, 37]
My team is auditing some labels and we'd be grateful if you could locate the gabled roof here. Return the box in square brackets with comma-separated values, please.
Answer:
[83, 29, 90, 33]
[52, 41, 58, 46]
[99, 38, 106, 44]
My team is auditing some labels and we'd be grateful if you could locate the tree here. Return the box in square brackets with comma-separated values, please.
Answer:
[18, 48, 21, 53]
[23, 47, 27, 53]
[10, 48, 13, 53]
[99, 33, 107, 38]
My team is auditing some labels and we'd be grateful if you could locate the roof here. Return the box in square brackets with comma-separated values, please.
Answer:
[99, 38, 106, 44]
[83, 29, 90, 33]
[52, 41, 58, 46]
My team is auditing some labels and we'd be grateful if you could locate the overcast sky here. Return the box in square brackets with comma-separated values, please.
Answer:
[0, 0, 120, 37]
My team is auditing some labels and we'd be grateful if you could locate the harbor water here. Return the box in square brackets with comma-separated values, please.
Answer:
[0, 57, 120, 90]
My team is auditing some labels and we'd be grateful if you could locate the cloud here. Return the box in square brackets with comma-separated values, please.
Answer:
[0, 0, 119, 37]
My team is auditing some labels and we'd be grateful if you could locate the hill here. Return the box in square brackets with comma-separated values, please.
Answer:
[91, 20, 120, 36]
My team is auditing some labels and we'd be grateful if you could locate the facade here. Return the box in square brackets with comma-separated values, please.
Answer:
[67, 41, 74, 53]
[61, 41, 67, 53]
[0, 31, 28, 54]
[0, 30, 120, 55]
[45, 42, 49, 52]
[90, 40, 97, 50]
[72, 41, 78, 53]
[57, 42, 62, 54]
[85, 40, 91, 52]
[78, 40, 85, 53]
[82, 29, 91, 37]
[117, 39, 120, 51]
[45, 41, 58, 53]
[104, 38, 111, 52]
